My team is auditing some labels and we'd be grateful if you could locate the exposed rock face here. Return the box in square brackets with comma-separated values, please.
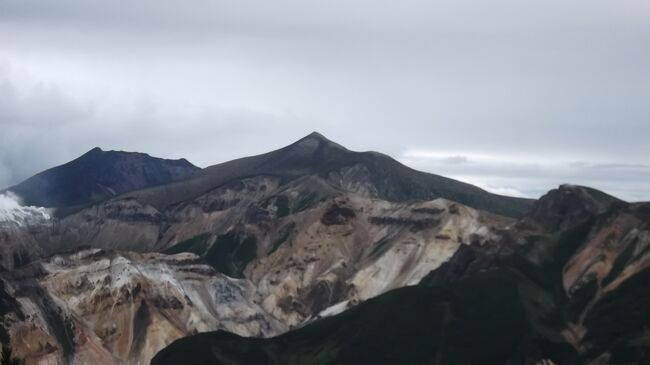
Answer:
[523, 184, 623, 231]
[558, 203, 650, 355]
[0, 250, 283, 365]
[435, 186, 650, 363]
[36, 174, 511, 330]
[152, 192, 650, 365]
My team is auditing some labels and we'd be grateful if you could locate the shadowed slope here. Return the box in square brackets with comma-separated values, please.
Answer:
[3, 148, 199, 208]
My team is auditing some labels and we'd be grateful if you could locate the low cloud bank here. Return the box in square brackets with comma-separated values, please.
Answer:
[399, 150, 650, 201]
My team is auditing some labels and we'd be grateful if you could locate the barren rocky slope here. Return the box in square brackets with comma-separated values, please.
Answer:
[153, 185, 650, 365]
[0, 134, 525, 364]
[0, 250, 283, 364]
[0, 177, 514, 364]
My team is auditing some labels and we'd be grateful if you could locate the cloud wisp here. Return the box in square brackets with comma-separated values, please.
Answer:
[0, 192, 51, 226]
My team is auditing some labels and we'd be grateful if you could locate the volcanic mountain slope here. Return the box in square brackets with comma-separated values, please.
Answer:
[516, 187, 650, 363]
[46, 173, 513, 329]
[153, 185, 650, 365]
[0, 134, 524, 364]
[2, 134, 643, 365]
[0, 132, 529, 269]
[112, 132, 532, 218]
[0, 177, 515, 364]
[2, 148, 200, 209]
[0, 249, 284, 365]
[8, 133, 521, 329]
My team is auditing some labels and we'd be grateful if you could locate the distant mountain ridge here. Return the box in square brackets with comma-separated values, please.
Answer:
[114, 132, 533, 218]
[2, 148, 200, 208]
[1, 133, 532, 217]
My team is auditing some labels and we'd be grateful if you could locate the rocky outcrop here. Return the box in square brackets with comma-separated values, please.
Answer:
[0, 250, 283, 365]
[152, 194, 650, 365]
[43, 174, 511, 330]
[523, 184, 623, 232]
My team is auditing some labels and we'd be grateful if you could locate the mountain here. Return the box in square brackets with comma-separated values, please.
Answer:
[153, 186, 650, 365]
[2, 148, 200, 209]
[38, 171, 514, 327]
[0, 133, 530, 364]
[116, 132, 532, 218]
[523, 184, 624, 231]
[0, 133, 645, 365]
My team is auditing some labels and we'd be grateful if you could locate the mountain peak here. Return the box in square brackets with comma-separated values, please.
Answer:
[86, 147, 104, 154]
[525, 184, 623, 230]
[305, 131, 327, 140]
[291, 132, 347, 153]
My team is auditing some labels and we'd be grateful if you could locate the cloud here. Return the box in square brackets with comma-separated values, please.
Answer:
[0, 60, 321, 189]
[399, 149, 650, 201]
[0, 0, 649, 201]
[0, 62, 93, 187]
[0, 192, 51, 226]
[442, 155, 469, 165]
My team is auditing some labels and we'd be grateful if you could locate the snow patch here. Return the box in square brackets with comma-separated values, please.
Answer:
[0, 192, 51, 226]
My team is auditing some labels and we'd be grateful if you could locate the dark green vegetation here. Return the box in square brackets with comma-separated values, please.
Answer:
[269, 222, 295, 254]
[320, 204, 356, 225]
[260, 195, 290, 217]
[3, 147, 199, 209]
[162, 233, 212, 256]
[205, 231, 258, 278]
[368, 216, 440, 232]
[0, 346, 20, 365]
[112, 132, 533, 217]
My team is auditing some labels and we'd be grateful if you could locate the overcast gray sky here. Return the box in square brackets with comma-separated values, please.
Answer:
[1, 0, 649, 201]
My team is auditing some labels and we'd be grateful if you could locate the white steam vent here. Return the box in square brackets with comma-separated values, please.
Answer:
[0, 192, 51, 226]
